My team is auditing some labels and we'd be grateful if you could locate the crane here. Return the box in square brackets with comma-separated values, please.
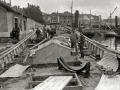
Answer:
[104, 7, 117, 30]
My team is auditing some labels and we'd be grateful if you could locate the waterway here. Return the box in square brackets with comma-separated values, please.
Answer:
[96, 37, 120, 51]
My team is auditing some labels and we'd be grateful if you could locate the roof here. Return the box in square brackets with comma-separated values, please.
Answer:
[0, 1, 14, 11]
[0, 1, 27, 18]
[51, 12, 74, 16]
[79, 14, 99, 21]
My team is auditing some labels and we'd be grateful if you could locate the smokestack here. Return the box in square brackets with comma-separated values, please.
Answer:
[9, 0, 11, 5]
[99, 15, 101, 30]
[28, 3, 30, 8]
[74, 10, 79, 28]
[115, 16, 118, 29]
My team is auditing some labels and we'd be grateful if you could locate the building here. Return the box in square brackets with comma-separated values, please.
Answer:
[43, 12, 99, 29]
[0, 1, 27, 37]
[43, 13, 51, 24]
[0, 1, 43, 38]
[43, 11, 74, 27]
[78, 14, 100, 29]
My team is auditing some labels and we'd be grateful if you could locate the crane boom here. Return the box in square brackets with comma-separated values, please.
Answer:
[104, 7, 117, 27]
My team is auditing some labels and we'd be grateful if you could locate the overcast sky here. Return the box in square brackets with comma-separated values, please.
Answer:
[6, 0, 120, 19]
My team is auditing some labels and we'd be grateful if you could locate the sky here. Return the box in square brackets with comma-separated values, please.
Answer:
[5, 0, 120, 19]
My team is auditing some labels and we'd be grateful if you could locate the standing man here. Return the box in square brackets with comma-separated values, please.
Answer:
[70, 29, 78, 53]
[16, 28, 20, 40]
[78, 31, 85, 58]
[36, 28, 41, 38]
[43, 25, 47, 38]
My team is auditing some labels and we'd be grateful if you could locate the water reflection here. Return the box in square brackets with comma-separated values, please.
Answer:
[98, 37, 120, 51]
[91, 31, 120, 51]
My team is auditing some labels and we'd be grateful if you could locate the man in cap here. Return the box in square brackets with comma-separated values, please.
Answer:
[70, 28, 78, 53]
[78, 28, 85, 58]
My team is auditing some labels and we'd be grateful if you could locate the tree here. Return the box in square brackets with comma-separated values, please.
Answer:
[23, 4, 44, 23]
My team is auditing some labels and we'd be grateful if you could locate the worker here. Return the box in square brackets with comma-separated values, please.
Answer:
[16, 28, 20, 40]
[36, 28, 41, 38]
[70, 29, 78, 53]
[78, 31, 85, 58]
[11, 28, 16, 39]
[43, 25, 47, 38]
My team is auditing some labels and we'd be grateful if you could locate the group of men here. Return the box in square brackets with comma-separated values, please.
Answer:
[35, 25, 56, 43]
[43, 25, 56, 39]
[70, 28, 85, 58]
[10, 28, 20, 40]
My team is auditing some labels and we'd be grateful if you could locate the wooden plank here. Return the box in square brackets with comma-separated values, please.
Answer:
[32, 76, 72, 90]
[95, 74, 120, 90]
[0, 64, 30, 77]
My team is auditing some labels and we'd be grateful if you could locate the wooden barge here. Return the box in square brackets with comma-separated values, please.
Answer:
[0, 26, 120, 90]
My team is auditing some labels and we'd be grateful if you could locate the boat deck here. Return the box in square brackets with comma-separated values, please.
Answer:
[0, 34, 104, 90]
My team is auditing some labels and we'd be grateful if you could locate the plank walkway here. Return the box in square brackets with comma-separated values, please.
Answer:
[32, 76, 72, 90]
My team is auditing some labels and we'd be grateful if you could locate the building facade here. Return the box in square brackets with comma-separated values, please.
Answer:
[43, 12, 99, 29]
[78, 14, 100, 29]
[43, 11, 74, 27]
[0, 1, 43, 37]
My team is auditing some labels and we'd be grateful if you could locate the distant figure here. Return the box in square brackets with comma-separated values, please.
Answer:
[78, 32, 85, 58]
[10, 28, 16, 39]
[47, 28, 54, 38]
[16, 28, 20, 40]
[70, 29, 78, 52]
[43, 25, 47, 38]
[36, 28, 41, 38]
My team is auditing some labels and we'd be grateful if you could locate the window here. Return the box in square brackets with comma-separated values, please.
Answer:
[64, 17, 66, 20]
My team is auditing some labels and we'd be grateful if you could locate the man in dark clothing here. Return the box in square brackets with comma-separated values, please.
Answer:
[11, 28, 16, 39]
[36, 28, 41, 38]
[78, 32, 85, 58]
[47, 28, 54, 38]
[43, 25, 47, 39]
[16, 28, 20, 40]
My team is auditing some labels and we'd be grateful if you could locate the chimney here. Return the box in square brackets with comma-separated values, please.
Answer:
[18, 6, 20, 9]
[99, 15, 101, 30]
[28, 3, 30, 8]
[4, 0, 6, 3]
[74, 10, 79, 28]
[115, 16, 118, 29]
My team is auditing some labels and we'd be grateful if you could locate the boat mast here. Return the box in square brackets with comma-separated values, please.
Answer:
[90, 9, 92, 29]
[71, 0, 73, 28]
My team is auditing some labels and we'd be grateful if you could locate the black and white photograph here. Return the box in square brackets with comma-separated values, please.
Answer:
[0, 0, 120, 90]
